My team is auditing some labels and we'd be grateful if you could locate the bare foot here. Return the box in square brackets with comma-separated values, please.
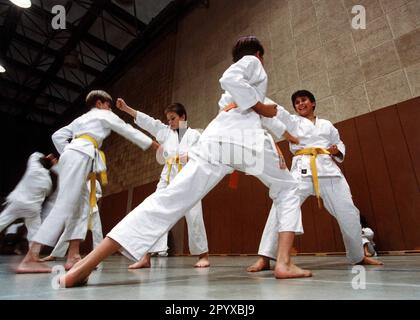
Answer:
[247, 257, 270, 272]
[59, 272, 89, 288]
[357, 256, 383, 266]
[59, 259, 92, 288]
[274, 262, 312, 279]
[194, 253, 210, 268]
[15, 261, 52, 273]
[128, 254, 151, 269]
[64, 255, 82, 271]
[39, 255, 56, 262]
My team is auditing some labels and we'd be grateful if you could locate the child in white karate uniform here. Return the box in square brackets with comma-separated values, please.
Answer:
[247, 90, 383, 272]
[117, 101, 210, 269]
[61, 36, 312, 288]
[360, 215, 377, 257]
[41, 180, 103, 262]
[16, 90, 158, 273]
[0, 152, 57, 245]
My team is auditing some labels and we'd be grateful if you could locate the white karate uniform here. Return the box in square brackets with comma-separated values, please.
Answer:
[49, 181, 103, 258]
[0, 152, 52, 242]
[40, 186, 58, 223]
[256, 103, 365, 264]
[107, 55, 302, 262]
[5, 222, 24, 237]
[134, 112, 208, 255]
[362, 227, 377, 256]
[33, 108, 153, 247]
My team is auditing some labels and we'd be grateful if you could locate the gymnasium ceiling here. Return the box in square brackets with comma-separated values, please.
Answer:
[0, 0, 203, 128]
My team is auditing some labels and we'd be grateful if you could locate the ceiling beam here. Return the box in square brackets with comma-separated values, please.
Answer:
[2, 56, 84, 93]
[11, 32, 101, 77]
[0, 5, 22, 55]
[23, 0, 110, 118]
[0, 78, 73, 108]
[56, 0, 201, 128]
[29, 3, 121, 56]
[104, 1, 147, 32]
[0, 94, 60, 119]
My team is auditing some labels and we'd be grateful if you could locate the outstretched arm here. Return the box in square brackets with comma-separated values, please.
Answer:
[252, 101, 277, 118]
[116, 98, 137, 118]
[264, 97, 296, 130]
[116, 98, 167, 138]
[102, 111, 153, 150]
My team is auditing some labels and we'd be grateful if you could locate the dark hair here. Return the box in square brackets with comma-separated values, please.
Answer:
[39, 156, 54, 170]
[232, 36, 264, 63]
[86, 90, 113, 108]
[38, 155, 58, 192]
[164, 103, 187, 120]
[291, 90, 316, 110]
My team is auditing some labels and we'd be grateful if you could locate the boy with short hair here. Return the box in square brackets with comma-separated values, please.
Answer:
[16, 90, 158, 273]
[247, 90, 383, 272]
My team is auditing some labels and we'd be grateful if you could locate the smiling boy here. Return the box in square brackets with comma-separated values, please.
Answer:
[248, 90, 383, 272]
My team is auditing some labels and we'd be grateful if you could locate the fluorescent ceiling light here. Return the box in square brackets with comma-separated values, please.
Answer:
[0, 65, 6, 73]
[9, 0, 31, 9]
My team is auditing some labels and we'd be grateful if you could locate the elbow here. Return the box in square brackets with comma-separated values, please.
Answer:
[219, 79, 230, 92]
[219, 75, 237, 91]
[51, 132, 60, 145]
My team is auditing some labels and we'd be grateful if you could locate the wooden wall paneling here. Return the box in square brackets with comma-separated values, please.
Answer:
[375, 106, 420, 249]
[238, 174, 271, 254]
[354, 112, 405, 250]
[131, 181, 158, 209]
[202, 176, 233, 253]
[227, 172, 244, 254]
[397, 97, 420, 185]
[397, 98, 420, 250]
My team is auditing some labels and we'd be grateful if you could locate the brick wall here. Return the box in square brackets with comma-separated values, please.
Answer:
[173, 0, 420, 124]
[101, 30, 177, 196]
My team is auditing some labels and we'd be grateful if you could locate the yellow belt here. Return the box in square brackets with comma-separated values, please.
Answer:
[76, 134, 107, 210]
[295, 148, 330, 208]
[166, 155, 183, 185]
